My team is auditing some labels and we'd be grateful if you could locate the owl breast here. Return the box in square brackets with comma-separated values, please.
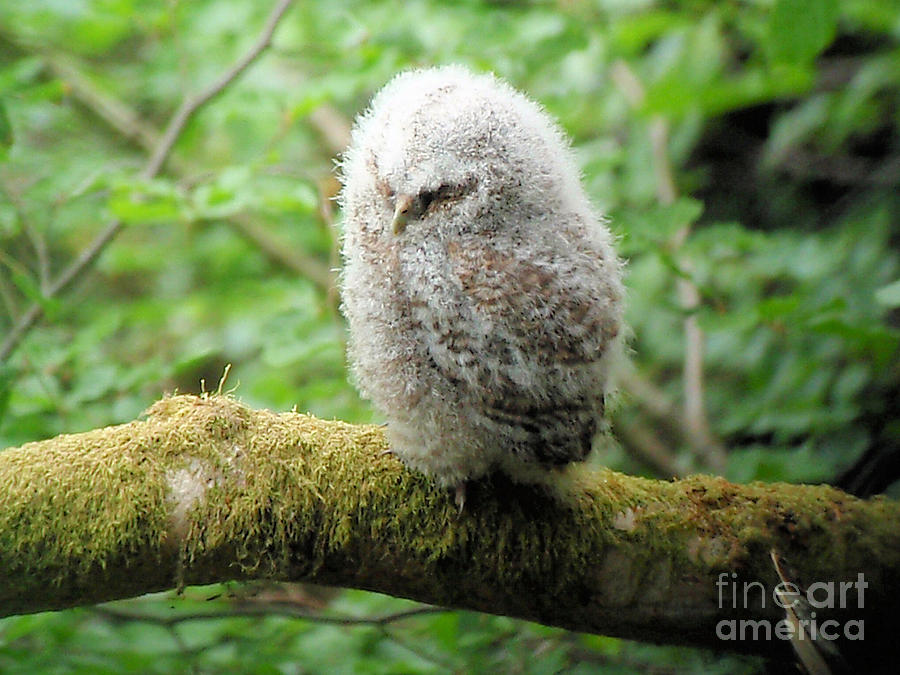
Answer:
[381, 223, 621, 468]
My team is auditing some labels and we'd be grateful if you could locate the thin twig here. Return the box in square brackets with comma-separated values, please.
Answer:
[39, 27, 334, 291]
[649, 117, 677, 207]
[25, 223, 50, 294]
[43, 53, 161, 150]
[0, 274, 17, 322]
[616, 368, 677, 422]
[614, 417, 685, 478]
[0, 179, 40, 310]
[143, 0, 295, 179]
[650, 112, 726, 472]
[0, 179, 51, 294]
[228, 213, 334, 289]
[0, 0, 296, 363]
[611, 60, 727, 472]
[93, 604, 448, 628]
[309, 104, 352, 155]
[617, 367, 725, 472]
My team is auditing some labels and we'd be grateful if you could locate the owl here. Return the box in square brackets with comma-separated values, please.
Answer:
[339, 65, 624, 509]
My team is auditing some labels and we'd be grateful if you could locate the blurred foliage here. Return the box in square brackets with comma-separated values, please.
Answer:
[0, 0, 898, 672]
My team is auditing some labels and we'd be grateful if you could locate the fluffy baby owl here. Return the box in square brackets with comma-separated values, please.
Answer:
[340, 66, 623, 508]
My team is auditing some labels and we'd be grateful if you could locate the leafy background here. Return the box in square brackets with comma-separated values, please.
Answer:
[1, 0, 898, 672]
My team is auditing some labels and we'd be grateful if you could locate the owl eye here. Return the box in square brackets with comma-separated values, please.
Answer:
[417, 187, 440, 213]
[418, 181, 471, 214]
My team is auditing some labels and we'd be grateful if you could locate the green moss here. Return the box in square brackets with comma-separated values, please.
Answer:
[0, 416, 171, 607]
[154, 393, 892, 619]
[2, 393, 898, 634]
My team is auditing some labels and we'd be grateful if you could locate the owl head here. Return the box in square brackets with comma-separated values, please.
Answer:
[340, 65, 592, 244]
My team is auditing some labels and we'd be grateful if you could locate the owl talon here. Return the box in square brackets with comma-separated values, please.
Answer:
[454, 482, 466, 514]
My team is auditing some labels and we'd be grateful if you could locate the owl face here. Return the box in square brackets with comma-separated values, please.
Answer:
[341, 66, 585, 244]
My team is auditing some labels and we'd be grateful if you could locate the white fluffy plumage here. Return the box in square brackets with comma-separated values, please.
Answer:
[339, 65, 624, 504]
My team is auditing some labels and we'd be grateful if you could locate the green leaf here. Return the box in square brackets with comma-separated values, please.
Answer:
[763, 94, 830, 167]
[0, 363, 17, 425]
[875, 279, 900, 308]
[9, 271, 63, 318]
[107, 179, 185, 224]
[0, 99, 12, 154]
[0, 202, 19, 236]
[0, 57, 44, 95]
[768, 0, 839, 64]
[611, 11, 686, 54]
[613, 197, 704, 251]
[645, 65, 813, 117]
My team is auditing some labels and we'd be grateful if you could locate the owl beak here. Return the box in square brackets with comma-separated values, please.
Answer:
[391, 194, 414, 235]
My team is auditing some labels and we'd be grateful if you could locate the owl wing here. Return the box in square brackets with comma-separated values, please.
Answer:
[438, 241, 620, 464]
[447, 240, 620, 366]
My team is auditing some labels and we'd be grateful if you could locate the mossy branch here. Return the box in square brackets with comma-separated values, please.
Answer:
[1, 395, 898, 661]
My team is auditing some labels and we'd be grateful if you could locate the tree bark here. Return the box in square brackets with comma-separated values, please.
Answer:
[1, 394, 898, 664]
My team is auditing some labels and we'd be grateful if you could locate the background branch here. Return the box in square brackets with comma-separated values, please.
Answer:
[0, 0, 296, 363]
[92, 605, 447, 628]
[613, 416, 685, 478]
[143, 0, 294, 178]
[33, 27, 335, 292]
[611, 60, 727, 473]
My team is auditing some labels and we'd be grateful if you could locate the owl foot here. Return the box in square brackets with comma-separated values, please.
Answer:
[454, 482, 466, 515]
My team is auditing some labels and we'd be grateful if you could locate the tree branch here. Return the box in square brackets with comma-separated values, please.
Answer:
[1, 394, 897, 665]
[0, 0, 296, 363]
[611, 60, 727, 472]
